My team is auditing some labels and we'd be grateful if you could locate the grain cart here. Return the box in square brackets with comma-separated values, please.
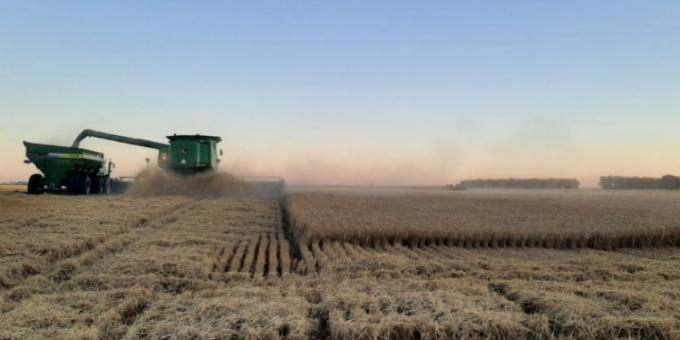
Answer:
[23, 141, 113, 194]
[24, 129, 223, 194]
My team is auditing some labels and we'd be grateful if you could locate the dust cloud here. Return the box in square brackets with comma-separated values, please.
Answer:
[127, 169, 249, 198]
[126, 169, 284, 199]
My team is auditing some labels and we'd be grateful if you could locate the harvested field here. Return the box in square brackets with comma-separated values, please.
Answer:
[287, 188, 680, 250]
[0, 184, 24, 193]
[1, 189, 680, 339]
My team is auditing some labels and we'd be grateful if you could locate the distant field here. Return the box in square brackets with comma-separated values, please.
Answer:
[1, 190, 679, 339]
[0, 184, 25, 193]
[287, 189, 680, 250]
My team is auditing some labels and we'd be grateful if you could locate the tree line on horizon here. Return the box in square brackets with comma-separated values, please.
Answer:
[599, 175, 680, 190]
[448, 178, 580, 190]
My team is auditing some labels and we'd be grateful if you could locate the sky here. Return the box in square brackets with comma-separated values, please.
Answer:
[1, 1, 679, 187]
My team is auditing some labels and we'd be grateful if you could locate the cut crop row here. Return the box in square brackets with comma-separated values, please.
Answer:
[287, 190, 680, 251]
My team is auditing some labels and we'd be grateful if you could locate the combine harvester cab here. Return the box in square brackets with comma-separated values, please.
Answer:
[161, 134, 222, 175]
[23, 141, 112, 195]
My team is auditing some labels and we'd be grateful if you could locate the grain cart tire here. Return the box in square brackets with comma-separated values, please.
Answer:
[102, 177, 111, 194]
[92, 177, 110, 194]
[27, 174, 44, 194]
[81, 176, 91, 195]
[68, 176, 91, 195]
[66, 176, 78, 194]
[90, 176, 102, 194]
[67, 176, 82, 194]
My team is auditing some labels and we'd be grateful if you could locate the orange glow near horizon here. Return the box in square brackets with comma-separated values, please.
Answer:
[4, 128, 680, 189]
[5, 137, 680, 188]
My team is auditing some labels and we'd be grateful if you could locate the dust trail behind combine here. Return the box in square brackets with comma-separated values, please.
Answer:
[126, 169, 285, 199]
[126, 169, 251, 198]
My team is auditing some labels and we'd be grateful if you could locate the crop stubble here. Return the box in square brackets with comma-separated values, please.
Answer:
[1, 190, 679, 339]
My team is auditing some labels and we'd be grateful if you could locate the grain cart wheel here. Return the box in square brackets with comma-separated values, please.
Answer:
[68, 176, 91, 195]
[92, 177, 110, 194]
[101, 177, 111, 194]
[81, 176, 91, 195]
[67, 176, 79, 194]
[27, 174, 44, 194]
[90, 176, 101, 194]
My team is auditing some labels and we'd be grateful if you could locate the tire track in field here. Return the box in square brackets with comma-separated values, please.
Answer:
[223, 240, 242, 273]
[216, 197, 299, 279]
[278, 196, 304, 269]
[217, 232, 295, 279]
[249, 234, 263, 278]
[3, 200, 206, 333]
[278, 233, 293, 277]
[206, 245, 226, 280]
[214, 197, 302, 277]
[90, 288, 153, 340]
[0, 200, 195, 293]
[1, 200, 202, 310]
[274, 233, 283, 277]
[266, 233, 276, 277]
[237, 239, 253, 273]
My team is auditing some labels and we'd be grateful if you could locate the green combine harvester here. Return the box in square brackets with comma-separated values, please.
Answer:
[24, 129, 222, 194]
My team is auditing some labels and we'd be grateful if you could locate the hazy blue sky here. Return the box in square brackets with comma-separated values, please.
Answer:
[1, 1, 679, 186]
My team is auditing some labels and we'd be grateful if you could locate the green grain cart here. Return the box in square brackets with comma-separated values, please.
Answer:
[24, 141, 112, 194]
[24, 129, 222, 194]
